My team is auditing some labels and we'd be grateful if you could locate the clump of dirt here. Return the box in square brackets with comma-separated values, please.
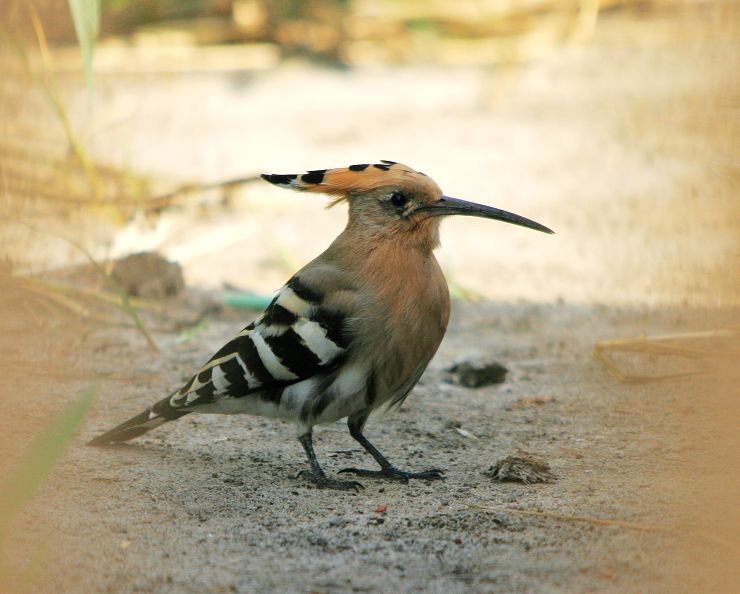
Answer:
[485, 455, 555, 484]
[446, 360, 508, 388]
[112, 252, 185, 299]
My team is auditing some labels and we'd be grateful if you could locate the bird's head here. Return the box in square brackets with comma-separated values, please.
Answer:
[262, 161, 553, 249]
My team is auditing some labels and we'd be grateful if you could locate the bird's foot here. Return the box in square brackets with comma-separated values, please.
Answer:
[338, 466, 445, 484]
[297, 470, 364, 492]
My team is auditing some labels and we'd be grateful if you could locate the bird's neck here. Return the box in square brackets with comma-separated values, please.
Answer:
[326, 223, 449, 312]
[342, 217, 442, 254]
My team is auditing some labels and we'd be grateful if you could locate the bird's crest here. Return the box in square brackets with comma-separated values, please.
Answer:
[261, 160, 441, 207]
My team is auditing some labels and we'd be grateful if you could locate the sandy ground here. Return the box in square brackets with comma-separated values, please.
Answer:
[1, 7, 739, 594]
[2, 296, 738, 593]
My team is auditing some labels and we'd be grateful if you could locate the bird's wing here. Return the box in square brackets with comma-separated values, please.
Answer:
[169, 274, 352, 410]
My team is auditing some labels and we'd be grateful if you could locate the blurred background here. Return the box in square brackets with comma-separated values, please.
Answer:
[0, 1, 739, 592]
[1, 0, 738, 308]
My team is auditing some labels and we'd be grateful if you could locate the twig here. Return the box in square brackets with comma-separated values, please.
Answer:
[593, 329, 739, 383]
[17, 279, 138, 326]
[469, 504, 668, 532]
[16, 222, 159, 352]
[467, 504, 739, 554]
[0, 361, 159, 383]
[24, 278, 163, 312]
[68, 240, 160, 353]
[1, 5, 101, 199]
[146, 174, 263, 207]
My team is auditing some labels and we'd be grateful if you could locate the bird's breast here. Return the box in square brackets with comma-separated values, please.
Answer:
[353, 245, 451, 405]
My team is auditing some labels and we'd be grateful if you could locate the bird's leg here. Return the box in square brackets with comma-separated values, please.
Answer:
[339, 417, 444, 483]
[297, 431, 364, 492]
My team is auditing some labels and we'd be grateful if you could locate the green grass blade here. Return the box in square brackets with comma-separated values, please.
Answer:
[1, 16, 101, 198]
[0, 382, 98, 537]
[66, 0, 100, 91]
[71, 240, 160, 353]
[15, 222, 159, 352]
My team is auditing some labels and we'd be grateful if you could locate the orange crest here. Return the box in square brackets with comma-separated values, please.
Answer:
[261, 160, 442, 204]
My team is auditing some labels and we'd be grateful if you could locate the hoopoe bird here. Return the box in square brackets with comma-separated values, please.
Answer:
[89, 161, 553, 491]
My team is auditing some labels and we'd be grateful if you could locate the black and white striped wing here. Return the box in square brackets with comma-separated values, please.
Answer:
[169, 278, 349, 410]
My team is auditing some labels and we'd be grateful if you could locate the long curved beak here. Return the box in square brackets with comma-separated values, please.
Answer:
[414, 196, 554, 234]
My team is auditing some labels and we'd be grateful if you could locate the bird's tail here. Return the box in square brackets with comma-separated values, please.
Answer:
[88, 392, 189, 446]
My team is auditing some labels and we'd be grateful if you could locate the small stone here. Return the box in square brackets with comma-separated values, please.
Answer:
[446, 361, 508, 388]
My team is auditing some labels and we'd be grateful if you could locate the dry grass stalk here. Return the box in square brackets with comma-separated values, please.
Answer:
[0, 360, 159, 384]
[593, 329, 740, 383]
[468, 504, 740, 555]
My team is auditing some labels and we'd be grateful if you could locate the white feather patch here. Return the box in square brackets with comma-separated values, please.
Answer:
[211, 365, 231, 393]
[259, 324, 287, 338]
[236, 318, 260, 337]
[280, 378, 316, 412]
[333, 364, 367, 396]
[292, 318, 343, 364]
[173, 353, 238, 405]
[312, 364, 369, 424]
[194, 396, 282, 417]
[181, 377, 205, 396]
[235, 354, 261, 388]
[185, 390, 201, 405]
[275, 286, 313, 316]
[250, 332, 300, 381]
[197, 352, 238, 373]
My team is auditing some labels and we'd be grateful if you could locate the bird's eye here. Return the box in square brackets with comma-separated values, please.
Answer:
[390, 191, 407, 207]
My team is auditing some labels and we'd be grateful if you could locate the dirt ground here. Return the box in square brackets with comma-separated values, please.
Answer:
[2, 296, 738, 593]
[1, 7, 739, 594]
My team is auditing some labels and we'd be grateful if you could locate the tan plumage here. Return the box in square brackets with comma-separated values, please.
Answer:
[89, 161, 552, 491]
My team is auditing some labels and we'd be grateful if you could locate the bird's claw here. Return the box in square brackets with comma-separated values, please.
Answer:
[339, 466, 445, 483]
[297, 470, 364, 492]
